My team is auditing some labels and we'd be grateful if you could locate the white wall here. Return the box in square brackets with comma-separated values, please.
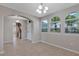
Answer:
[4, 16, 40, 44]
[0, 16, 3, 50]
[41, 4, 79, 53]
[21, 20, 27, 40]
[4, 17, 16, 43]
[27, 20, 33, 40]
[32, 18, 40, 43]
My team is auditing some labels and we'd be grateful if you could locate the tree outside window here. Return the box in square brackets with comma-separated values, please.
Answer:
[65, 12, 79, 33]
[50, 16, 61, 32]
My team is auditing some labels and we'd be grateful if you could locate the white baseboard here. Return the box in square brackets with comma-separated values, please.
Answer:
[0, 48, 4, 54]
[41, 40, 79, 54]
[4, 41, 12, 44]
[0, 51, 4, 54]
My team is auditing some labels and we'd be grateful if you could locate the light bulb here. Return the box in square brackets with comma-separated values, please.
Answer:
[45, 7, 48, 10]
[38, 10, 42, 14]
[43, 10, 47, 13]
[38, 5, 43, 9]
[36, 9, 39, 12]
[36, 9, 42, 14]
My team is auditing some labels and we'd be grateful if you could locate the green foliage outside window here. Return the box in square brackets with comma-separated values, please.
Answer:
[51, 16, 60, 21]
[65, 12, 79, 33]
[65, 15, 76, 19]
[50, 16, 61, 32]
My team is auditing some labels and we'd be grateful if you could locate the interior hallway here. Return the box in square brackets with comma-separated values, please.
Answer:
[0, 39, 79, 56]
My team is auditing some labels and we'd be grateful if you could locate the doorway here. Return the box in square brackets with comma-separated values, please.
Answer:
[16, 22, 22, 40]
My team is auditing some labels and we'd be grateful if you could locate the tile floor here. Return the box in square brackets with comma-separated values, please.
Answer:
[0, 39, 79, 56]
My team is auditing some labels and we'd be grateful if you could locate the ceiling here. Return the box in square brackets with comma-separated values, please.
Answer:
[0, 3, 78, 18]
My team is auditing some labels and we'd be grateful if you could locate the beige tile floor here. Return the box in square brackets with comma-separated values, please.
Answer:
[0, 39, 79, 56]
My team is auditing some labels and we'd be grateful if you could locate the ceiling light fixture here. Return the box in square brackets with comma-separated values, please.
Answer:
[45, 7, 48, 10]
[36, 9, 42, 14]
[38, 4, 43, 9]
[43, 10, 46, 13]
[36, 3, 48, 14]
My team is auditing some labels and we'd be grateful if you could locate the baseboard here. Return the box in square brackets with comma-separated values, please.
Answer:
[0, 48, 4, 54]
[4, 41, 12, 44]
[41, 40, 79, 54]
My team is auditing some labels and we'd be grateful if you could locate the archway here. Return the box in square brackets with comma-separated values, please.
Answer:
[3, 15, 33, 48]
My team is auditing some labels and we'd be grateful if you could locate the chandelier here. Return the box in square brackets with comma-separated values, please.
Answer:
[36, 3, 48, 14]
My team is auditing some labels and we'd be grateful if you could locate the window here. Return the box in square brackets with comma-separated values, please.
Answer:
[41, 20, 48, 32]
[50, 16, 61, 32]
[65, 12, 79, 33]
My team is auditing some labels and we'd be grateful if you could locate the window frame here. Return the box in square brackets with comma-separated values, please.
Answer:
[65, 12, 79, 33]
[50, 16, 61, 32]
[41, 19, 49, 32]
